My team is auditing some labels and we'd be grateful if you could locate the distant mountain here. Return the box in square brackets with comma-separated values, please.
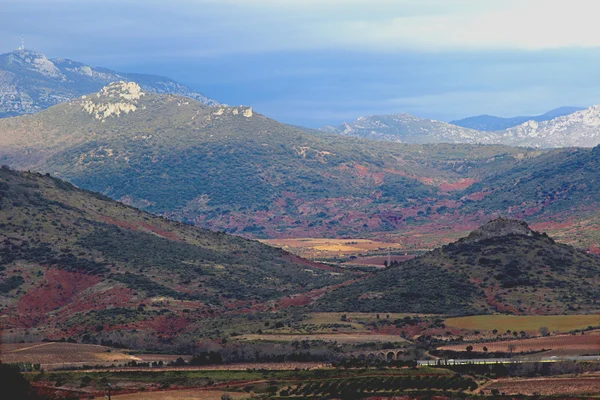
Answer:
[493, 105, 600, 148]
[0, 81, 535, 239]
[322, 113, 489, 144]
[316, 219, 600, 315]
[0, 167, 347, 341]
[0, 48, 218, 117]
[450, 106, 585, 131]
[327, 106, 600, 148]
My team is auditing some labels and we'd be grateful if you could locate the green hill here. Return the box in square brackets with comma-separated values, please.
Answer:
[462, 146, 600, 216]
[0, 82, 540, 238]
[315, 219, 600, 315]
[0, 167, 348, 341]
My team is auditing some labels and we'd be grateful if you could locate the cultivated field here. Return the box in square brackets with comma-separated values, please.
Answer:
[261, 238, 404, 258]
[113, 390, 249, 399]
[0, 342, 189, 367]
[440, 331, 600, 354]
[487, 377, 600, 396]
[444, 314, 600, 333]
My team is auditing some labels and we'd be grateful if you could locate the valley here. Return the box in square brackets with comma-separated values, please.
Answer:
[2, 168, 600, 399]
[1, 49, 600, 399]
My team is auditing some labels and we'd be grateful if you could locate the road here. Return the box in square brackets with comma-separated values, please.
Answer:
[418, 355, 600, 366]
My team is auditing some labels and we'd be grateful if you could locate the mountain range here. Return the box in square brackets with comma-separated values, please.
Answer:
[324, 106, 600, 148]
[2, 50, 598, 149]
[0, 81, 552, 241]
[450, 106, 585, 131]
[0, 49, 218, 117]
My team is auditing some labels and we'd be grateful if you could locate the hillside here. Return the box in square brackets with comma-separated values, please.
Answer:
[461, 146, 600, 216]
[315, 219, 600, 315]
[0, 48, 218, 117]
[450, 106, 584, 131]
[0, 167, 348, 342]
[0, 81, 539, 239]
[323, 113, 488, 144]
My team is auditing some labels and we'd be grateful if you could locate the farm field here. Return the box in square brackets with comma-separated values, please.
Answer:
[444, 314, 600, 333]
[113, 390, 249, 399]
[440, 331, 600, 354]
[487, 377, 600, 396]
[235, 333, 408, 344]
[261, 238, 405, 258]
[0, 342, 190, 366]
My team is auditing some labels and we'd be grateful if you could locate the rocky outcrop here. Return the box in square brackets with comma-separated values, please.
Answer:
[81, 82, 144, 120]
[463, 218, 535, 243]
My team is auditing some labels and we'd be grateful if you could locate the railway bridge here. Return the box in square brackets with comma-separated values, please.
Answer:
[346, 348, 405, 361]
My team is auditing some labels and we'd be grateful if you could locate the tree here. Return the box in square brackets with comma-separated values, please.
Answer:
[507, 343, 517, 354]
[539, 326, 550, 336]
[483, 347, 488, 352]
[0, 364, 32, 399]
[466, 345, 473, 352]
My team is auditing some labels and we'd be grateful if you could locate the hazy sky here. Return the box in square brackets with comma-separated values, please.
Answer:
[3, 0, 600, 126]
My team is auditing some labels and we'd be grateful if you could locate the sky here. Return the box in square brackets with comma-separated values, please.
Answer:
[3, 0, 600, 126]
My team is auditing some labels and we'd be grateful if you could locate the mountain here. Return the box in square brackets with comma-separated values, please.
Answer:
[322, 113, 489, 144]
[0, 167, 349, 342]
[325, 106, 600, 149]
[315, 219, 600, 315]
[0, 48, 218, 117]
[450, 106, 585, 131]
[492, 105, 600, 148]
[0, 81, 538, 239]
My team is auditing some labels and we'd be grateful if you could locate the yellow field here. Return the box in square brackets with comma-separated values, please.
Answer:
[261, 238, 403, 258]
[445, 314, 600, 333]
[113, 390, 248, 399]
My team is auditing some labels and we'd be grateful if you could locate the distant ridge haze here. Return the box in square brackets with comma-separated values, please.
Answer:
[450, 106, 585, 131]
[324, 105, 600, 148]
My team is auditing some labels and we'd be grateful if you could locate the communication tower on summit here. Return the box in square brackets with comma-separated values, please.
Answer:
[18, 34, 25, 51]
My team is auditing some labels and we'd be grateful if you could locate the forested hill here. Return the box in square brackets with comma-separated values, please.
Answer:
[0, 82, 543, 239]
[0, 167, 348, 341]
[315, 219, 600, 315]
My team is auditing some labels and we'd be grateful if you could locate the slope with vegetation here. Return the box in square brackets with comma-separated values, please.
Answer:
[0, 82, 544, 239]
[0, 167, 348, 343]
[315, 219, 600, 315]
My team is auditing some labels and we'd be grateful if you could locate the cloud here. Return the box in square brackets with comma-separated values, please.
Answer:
[3, 0, 600, 59]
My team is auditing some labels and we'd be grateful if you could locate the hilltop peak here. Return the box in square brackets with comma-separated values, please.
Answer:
[464, 218, 534, 243]
[7, 48, 65, 80]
